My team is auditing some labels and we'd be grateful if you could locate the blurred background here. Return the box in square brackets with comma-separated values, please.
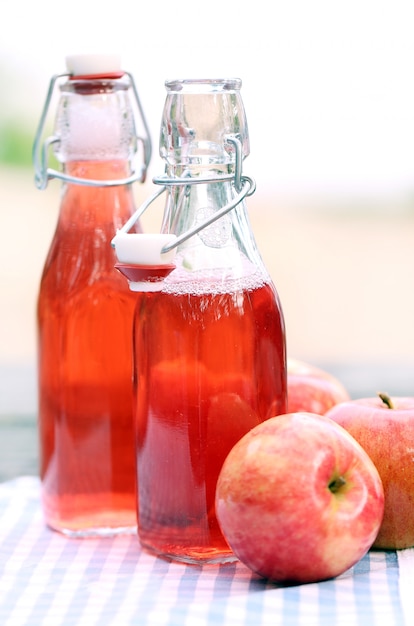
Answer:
[1, 0, 414, 460]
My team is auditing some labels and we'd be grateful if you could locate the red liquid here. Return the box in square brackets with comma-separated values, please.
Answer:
[134, 275, 286, 562]
[38, 160, 141, 535]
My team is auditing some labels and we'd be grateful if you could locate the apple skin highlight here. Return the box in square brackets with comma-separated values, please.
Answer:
[215, 412, 384, 584]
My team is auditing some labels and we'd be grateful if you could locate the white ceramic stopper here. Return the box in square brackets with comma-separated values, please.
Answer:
[66, 54, 122, 76]
[112, 232, 177, 266]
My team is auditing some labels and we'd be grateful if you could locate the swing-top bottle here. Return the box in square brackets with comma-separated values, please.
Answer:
[34, 54, 151, 536]
[127, 78, 287, 562]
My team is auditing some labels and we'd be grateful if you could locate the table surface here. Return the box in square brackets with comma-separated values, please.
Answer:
[1, 477, 414, 626]
[2, 363, 414, 624]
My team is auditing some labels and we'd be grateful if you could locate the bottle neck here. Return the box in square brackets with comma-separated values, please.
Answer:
[33, 70, 151, 190]
[54, 79, 138, 225]
[154, 78, 269, 285]
[54, 78, 136, 166]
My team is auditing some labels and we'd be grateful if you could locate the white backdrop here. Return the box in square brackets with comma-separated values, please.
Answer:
[2, 0, 414, 198]
[1, 0, 414, 406]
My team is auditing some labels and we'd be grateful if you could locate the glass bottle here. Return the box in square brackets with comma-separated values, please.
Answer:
[130, 78, 287, 563]
[33, 54, 151, 536]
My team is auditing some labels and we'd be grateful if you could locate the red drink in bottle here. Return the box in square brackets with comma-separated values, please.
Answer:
[116, 78, 287, 561]
[34, 56, 151, 535]
[134, 277, 286, 562]
[38, 160, 141, 534]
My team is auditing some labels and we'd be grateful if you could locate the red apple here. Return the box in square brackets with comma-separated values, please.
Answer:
[326, 393, 414, 549]
[287, 358, 350, 414]
[215, 412, 384, 584]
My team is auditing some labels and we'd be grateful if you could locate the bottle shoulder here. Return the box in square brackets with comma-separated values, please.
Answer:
[161, 251, 274, 295]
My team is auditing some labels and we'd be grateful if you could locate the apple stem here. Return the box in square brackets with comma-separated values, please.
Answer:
[329, 476, 347, 493]
[378, 392, 394, 409]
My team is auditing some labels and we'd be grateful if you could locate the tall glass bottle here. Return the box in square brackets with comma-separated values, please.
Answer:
[132, 78, 287, 563]
[34, 55, 151, 536]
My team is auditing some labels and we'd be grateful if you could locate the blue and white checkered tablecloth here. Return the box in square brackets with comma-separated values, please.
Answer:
[0, 477, 413, 626]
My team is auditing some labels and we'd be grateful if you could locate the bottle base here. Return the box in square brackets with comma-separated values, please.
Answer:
[72, 526, 137, 538]
[41, 492, 138, 538]
[48, 524, 137, 538]
[45, 519, 137, 538]
[140, 539, 238, 565]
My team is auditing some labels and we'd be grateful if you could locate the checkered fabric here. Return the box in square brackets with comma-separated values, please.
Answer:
[0, 477, 412, 625]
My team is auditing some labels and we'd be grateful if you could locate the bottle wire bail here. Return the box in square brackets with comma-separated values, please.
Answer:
[112, 135, 256, 254]
[32, 71, 152, 190]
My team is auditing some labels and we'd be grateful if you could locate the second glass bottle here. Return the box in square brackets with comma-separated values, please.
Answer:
[128, 78, 287, 563]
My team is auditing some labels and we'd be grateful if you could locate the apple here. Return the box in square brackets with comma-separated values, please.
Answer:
[287, 358, 350, 414]
[326, 393, 414, 550]
[215, 412, 384, 584]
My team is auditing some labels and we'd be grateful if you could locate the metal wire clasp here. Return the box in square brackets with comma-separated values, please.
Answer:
[111, 136, 256, 254]
[32, 71, 152, 190]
